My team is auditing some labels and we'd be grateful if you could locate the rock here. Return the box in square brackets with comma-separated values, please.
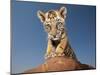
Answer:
[21, 56, 94, 74]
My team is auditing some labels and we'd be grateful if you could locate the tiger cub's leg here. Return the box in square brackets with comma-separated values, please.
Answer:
[45, 39, 54, 59]
[56, 36, 67, 56]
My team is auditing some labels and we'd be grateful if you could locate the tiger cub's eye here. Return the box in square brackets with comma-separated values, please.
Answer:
[44, 24, 51, 32]
[56, 18, 61, 21]
[56, 22, 63, 28]
[56, 22, 64, 31]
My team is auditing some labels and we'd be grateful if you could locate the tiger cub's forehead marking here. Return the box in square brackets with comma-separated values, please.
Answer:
[44, 10, 65, 25]
[45, 10, 64, 21]
[45, 10, 59, 20]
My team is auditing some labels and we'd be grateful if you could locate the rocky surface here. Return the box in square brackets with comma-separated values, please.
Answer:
[21, 56, 94, 74]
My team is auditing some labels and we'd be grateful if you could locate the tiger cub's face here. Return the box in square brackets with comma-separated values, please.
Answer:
[37, 7, 67, 40]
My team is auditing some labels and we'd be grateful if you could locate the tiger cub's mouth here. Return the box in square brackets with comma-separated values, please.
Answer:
[51, 39, 60, 48]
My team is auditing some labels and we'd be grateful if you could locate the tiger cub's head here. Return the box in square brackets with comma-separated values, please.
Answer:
[37, 7, 67, 41]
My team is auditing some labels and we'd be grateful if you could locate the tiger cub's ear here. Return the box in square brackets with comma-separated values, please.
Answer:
[59, 7, 67, 19]
[37, 10, 45, 22]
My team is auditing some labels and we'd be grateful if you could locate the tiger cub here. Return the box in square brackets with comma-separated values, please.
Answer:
[37, 7, 77, 60]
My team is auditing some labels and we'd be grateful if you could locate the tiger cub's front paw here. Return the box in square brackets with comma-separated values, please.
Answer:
[55, 47, 65, 57]
[55, 52, 65, 57]
[45, 53, 50, 59]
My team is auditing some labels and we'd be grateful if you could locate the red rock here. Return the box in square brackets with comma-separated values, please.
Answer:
[21, 56, 94, 74]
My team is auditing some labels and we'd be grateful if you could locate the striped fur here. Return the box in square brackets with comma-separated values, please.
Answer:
[37, 7, 77, 60]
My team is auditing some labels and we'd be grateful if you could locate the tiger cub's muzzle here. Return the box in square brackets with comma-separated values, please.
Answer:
[48, 31, 62, 41]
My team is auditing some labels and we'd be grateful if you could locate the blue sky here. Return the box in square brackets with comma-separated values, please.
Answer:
[11, 1, 96, 74]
